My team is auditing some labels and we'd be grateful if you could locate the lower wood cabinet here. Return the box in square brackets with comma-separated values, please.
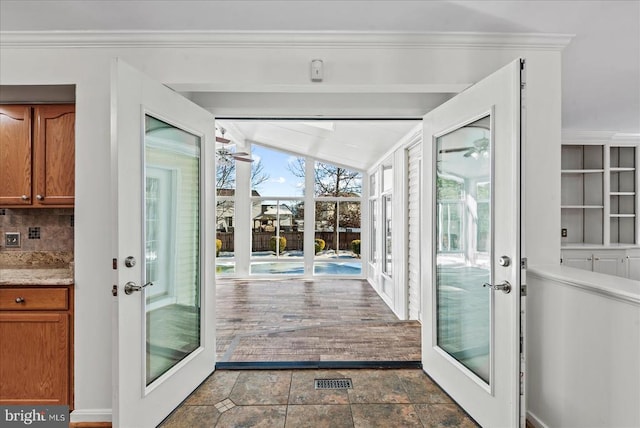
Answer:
[0, 285, 73, 407]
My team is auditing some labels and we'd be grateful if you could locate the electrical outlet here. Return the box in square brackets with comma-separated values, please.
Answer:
[5, 232, 21, 248]
[561, 228, 568, 238]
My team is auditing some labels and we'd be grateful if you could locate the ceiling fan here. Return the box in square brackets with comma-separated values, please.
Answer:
[216, 127, 254, 163]
[438, 136, 490, 159]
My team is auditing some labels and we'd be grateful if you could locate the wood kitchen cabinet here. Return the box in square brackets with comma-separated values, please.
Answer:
[0, 285, 74, 408]
[0, 104, 75, 207]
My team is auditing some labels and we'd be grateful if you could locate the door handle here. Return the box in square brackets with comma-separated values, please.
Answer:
[483, 280, 511, 294]
[124, 281, 153, 295]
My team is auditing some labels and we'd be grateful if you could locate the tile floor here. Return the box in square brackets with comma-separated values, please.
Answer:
[159, 369, 479, 427]
[216, 279, 421, 363]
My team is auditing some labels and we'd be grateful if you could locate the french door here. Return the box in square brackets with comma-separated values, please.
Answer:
[422, 59, 524, 427]
[111, 59, 216, 427]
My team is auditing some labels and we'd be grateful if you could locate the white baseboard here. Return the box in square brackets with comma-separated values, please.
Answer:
[527, 411, 549, 428]
[70, 409, 112, 423]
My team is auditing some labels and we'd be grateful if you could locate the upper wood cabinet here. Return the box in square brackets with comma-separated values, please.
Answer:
[0, 105, 32, 206]
[0, 104, 75, 207]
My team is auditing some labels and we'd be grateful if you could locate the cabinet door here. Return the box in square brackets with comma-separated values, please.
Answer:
[626, 252, 640, 280]
[561, 250, 593, 271]
[593, 252, 625, 276]
[34, 105, 75, 206]
[0, 105, 32, 206]
[0, 312, 70, 405]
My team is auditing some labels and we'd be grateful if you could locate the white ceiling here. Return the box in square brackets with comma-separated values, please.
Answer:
[1, 0, 638, 133]
[1, 0, 638, 169]
[218, 119, 420, 171]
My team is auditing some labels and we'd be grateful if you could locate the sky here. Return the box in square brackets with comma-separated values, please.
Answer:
[251, 145, 305, 198]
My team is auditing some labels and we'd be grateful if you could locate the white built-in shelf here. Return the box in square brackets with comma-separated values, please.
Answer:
[561, 169, 605, 174]
[610, 167, 636, 172]
[562, 142, 638, 248]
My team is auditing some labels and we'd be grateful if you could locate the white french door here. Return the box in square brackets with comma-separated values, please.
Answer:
[111, 59, 216, 427]
[422, 59, 523, 427]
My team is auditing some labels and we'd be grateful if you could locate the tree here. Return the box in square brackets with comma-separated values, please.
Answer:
[289, 159, 362, 197]
[288, 159, 362, 251]
[216, 154, 269, 230]
[216, 154, 269, 191]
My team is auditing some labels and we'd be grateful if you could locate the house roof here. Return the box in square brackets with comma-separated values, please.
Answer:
[217, 189, 261, 197]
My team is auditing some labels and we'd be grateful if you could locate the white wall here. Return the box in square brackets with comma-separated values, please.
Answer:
[0, 32, 566, 422]
[527, 266, 640, 428]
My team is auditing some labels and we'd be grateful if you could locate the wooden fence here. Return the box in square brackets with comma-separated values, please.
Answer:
[216, 231, 361, 252]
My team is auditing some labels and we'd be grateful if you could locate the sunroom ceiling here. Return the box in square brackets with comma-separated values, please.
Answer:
[217, 119, 420, 171]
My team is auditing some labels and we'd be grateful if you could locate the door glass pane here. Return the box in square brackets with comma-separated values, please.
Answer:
[144, 115, 201, 386]
[435, 115, 491, 384]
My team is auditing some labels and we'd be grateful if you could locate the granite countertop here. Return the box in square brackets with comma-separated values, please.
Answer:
[0, 266, 74, 286]
[0, 251, 74, 286]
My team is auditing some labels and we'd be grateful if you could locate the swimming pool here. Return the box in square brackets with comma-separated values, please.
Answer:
[216, 261, 362, 276]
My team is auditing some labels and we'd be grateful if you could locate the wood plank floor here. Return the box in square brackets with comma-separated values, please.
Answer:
[216, 279, 421, 362]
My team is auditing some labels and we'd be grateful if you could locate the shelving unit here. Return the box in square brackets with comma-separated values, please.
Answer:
[560, 144, 605, 245]
[561, 137, 639, 279]
[561, 141, 639, 248]
[609, 146, 636, 244]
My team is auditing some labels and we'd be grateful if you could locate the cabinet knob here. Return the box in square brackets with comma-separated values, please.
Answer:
[21, 195, 29, 201]
[36, 194, 44, 201]
[15, 297, 25, 303]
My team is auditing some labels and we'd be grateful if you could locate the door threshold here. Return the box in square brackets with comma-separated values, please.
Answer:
[215, 360, 422, 370]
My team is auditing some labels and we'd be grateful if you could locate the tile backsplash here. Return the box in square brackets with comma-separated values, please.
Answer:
[0, 208, 74, 252]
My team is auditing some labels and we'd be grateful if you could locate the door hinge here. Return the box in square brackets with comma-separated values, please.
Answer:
[520, 257, 528, 269]
[521, 284, 527, 296]
[112, 258, 118, 270]
[112, 285, 118, 297]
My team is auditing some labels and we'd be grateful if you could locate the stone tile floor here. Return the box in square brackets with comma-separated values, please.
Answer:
[159, 369, 479, 427]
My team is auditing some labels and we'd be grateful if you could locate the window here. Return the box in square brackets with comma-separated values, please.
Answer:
[215, 138, 239, 274]
[249, 145, 306, 275]
[313, 161, 363, 276]
[383, 194, 392, 277]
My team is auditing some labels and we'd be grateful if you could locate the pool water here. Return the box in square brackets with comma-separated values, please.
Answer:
[251, 261, 362, 275]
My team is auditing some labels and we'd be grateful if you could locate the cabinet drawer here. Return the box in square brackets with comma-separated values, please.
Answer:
[0, 288, 68, 310]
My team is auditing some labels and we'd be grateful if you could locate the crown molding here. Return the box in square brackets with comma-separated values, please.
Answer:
[562, 129, 640, 144]
[0, 30, 573, 50]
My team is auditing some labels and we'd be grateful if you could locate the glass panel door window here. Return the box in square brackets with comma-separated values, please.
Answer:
[435, 115, 492, 384]
[216, 197, 235, 275]
[250, 198, 305, 274]
[314, 200, 362, 275]
[144, 115, 202, 386]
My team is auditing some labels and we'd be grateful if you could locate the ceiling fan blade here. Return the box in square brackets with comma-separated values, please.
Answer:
[439, 147, 472, 154]
[234, 151, 250, 156]
[232, 156, 254, 163]
[216, 136, 231, 144]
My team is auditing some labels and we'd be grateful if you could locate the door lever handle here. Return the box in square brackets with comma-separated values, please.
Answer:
[483, 280, 511, 294]
[124, 281, 154, 295]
